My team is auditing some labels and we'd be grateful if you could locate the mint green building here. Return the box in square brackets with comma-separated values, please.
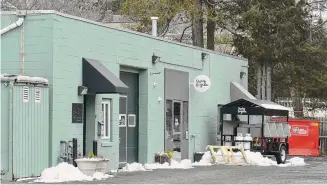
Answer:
[1, 10, 248, 180]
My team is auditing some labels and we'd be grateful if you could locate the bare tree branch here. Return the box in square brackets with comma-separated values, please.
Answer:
[179, 25, 192, 42]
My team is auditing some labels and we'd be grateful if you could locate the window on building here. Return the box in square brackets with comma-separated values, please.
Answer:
[102, 99, 111, 139]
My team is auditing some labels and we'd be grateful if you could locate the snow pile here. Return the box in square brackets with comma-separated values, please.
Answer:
[279, 157, 306, 167]
[144, 159, 192, 170]
[121, 162, 147, 172]
[92, 172, 112, 180]
[192, 151, 306, 167]
[121, 159, 193, 172]
[34, 162, 112, 183]
[16, 177, 36, 182]
[244, 151, 278, 166]
[192, 151, 215, 166]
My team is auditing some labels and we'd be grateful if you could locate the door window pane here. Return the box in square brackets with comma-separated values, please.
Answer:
[165, 100, 173, 139]
[105, 103, 109, 137]
[128, 114, 136, 127]
[183, 102, 188, 140]
[102, 99, 111, 139]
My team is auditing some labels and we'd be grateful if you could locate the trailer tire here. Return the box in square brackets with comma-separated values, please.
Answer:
[275, 145, 287, 164]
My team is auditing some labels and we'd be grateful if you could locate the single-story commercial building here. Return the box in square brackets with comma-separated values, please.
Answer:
[1, 10, 248, 180]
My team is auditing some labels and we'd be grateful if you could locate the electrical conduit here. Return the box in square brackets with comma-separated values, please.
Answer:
[0, 17, 24, 35]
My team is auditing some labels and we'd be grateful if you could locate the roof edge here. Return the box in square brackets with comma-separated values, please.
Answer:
[1, 10, 247, 61]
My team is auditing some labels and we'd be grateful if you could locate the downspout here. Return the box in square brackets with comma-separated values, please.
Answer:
[1, 17, 25, 75]
[8, 82, 14, 180]
[0, 17, 24, 35]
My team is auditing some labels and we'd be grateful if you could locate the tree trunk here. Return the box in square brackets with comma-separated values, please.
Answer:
[192, 0, 204, 48]
[256, 65, 262, 100]
[266, 62, 272, 101]
[261, 64, 266, 100]
[291, 88, 304, 118]
[206, 0, 215, 50]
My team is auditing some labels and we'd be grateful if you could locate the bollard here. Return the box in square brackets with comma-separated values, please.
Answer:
[93, 140, 98, 156]
[72, 138, 77, 167]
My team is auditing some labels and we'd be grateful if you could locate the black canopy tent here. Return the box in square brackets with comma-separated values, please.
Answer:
[219, 98, 289, 147]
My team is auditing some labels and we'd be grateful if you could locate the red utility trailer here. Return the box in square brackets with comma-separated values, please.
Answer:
[270, 118, 320, 156]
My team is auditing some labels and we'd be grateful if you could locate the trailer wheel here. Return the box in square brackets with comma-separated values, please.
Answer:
[275, 145, 287, 164]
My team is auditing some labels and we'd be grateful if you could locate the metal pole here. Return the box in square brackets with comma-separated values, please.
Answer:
[83, 96, 86, 156]
[220, 109, 224, 146]
[261, 115, 264, 152]
[72, 138, 77, 167]
[286, 115, 289, 150]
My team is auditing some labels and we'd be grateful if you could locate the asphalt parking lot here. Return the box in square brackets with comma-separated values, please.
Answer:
[3, 157, 327, 184]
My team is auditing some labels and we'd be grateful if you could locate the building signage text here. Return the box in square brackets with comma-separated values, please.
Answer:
[193, 75, 211, 92]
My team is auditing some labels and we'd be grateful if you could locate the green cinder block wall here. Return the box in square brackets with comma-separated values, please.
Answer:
[1, 11, 248, 170]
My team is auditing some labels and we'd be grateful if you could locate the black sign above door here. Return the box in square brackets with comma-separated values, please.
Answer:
[72, 103, 84, 123]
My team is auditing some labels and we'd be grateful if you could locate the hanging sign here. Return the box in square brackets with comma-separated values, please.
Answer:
[192, 75, 211, 92]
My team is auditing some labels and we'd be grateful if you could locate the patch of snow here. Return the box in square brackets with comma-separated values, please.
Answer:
[261, 104, 290, 111]
[169, 159, 192, 169]
[191, 151, 306, 167]
[120, 162, 147, 172]
[121, 159, 193, 172]
[278, 157, 306, 167]
[1, 74, 48, 84]
[16, 177, 36, 182]
[75, 158, 101, 161]
[244, 151, 277, 166]
[92, 172, 113, 180]
[145, 159, 192, 170]
[33, 162, 111, 183]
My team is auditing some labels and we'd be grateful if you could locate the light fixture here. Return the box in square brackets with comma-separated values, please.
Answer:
[201, 52, 209, 60]
[78, 86, 88, 96]
[152, 54, 160, 64]
[240, 71, 247, 79]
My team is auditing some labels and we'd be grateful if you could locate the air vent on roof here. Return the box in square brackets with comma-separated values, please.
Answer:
[23, 86, 29, 103]
[35, 87, 41, 103]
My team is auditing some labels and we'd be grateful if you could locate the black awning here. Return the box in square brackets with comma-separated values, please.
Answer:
[220, 98, 289, 116]
[82, 58, 129, 94]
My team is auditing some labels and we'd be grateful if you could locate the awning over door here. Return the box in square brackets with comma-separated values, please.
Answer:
[82, 58, 129, 94]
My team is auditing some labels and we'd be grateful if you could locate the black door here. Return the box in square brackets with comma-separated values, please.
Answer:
[119, 96, 128, 167]
[119, 72, 139, 164]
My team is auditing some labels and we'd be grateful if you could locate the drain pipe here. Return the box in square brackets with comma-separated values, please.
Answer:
[151, 17, 158, 37]
[0, 17, 24, 35]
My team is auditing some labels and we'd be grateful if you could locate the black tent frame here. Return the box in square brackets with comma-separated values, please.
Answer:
[219, 98, 289, 152]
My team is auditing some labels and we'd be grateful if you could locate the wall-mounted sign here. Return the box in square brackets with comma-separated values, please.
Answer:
[72, 103, 84, 123]
[150, 72, 161, 75]
[193, 75, 211, 92]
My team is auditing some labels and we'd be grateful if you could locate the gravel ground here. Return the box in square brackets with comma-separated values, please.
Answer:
[3, 158, 327, 184]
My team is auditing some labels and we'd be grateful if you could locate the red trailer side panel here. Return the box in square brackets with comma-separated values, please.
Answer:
[288, 120, 320, 156]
